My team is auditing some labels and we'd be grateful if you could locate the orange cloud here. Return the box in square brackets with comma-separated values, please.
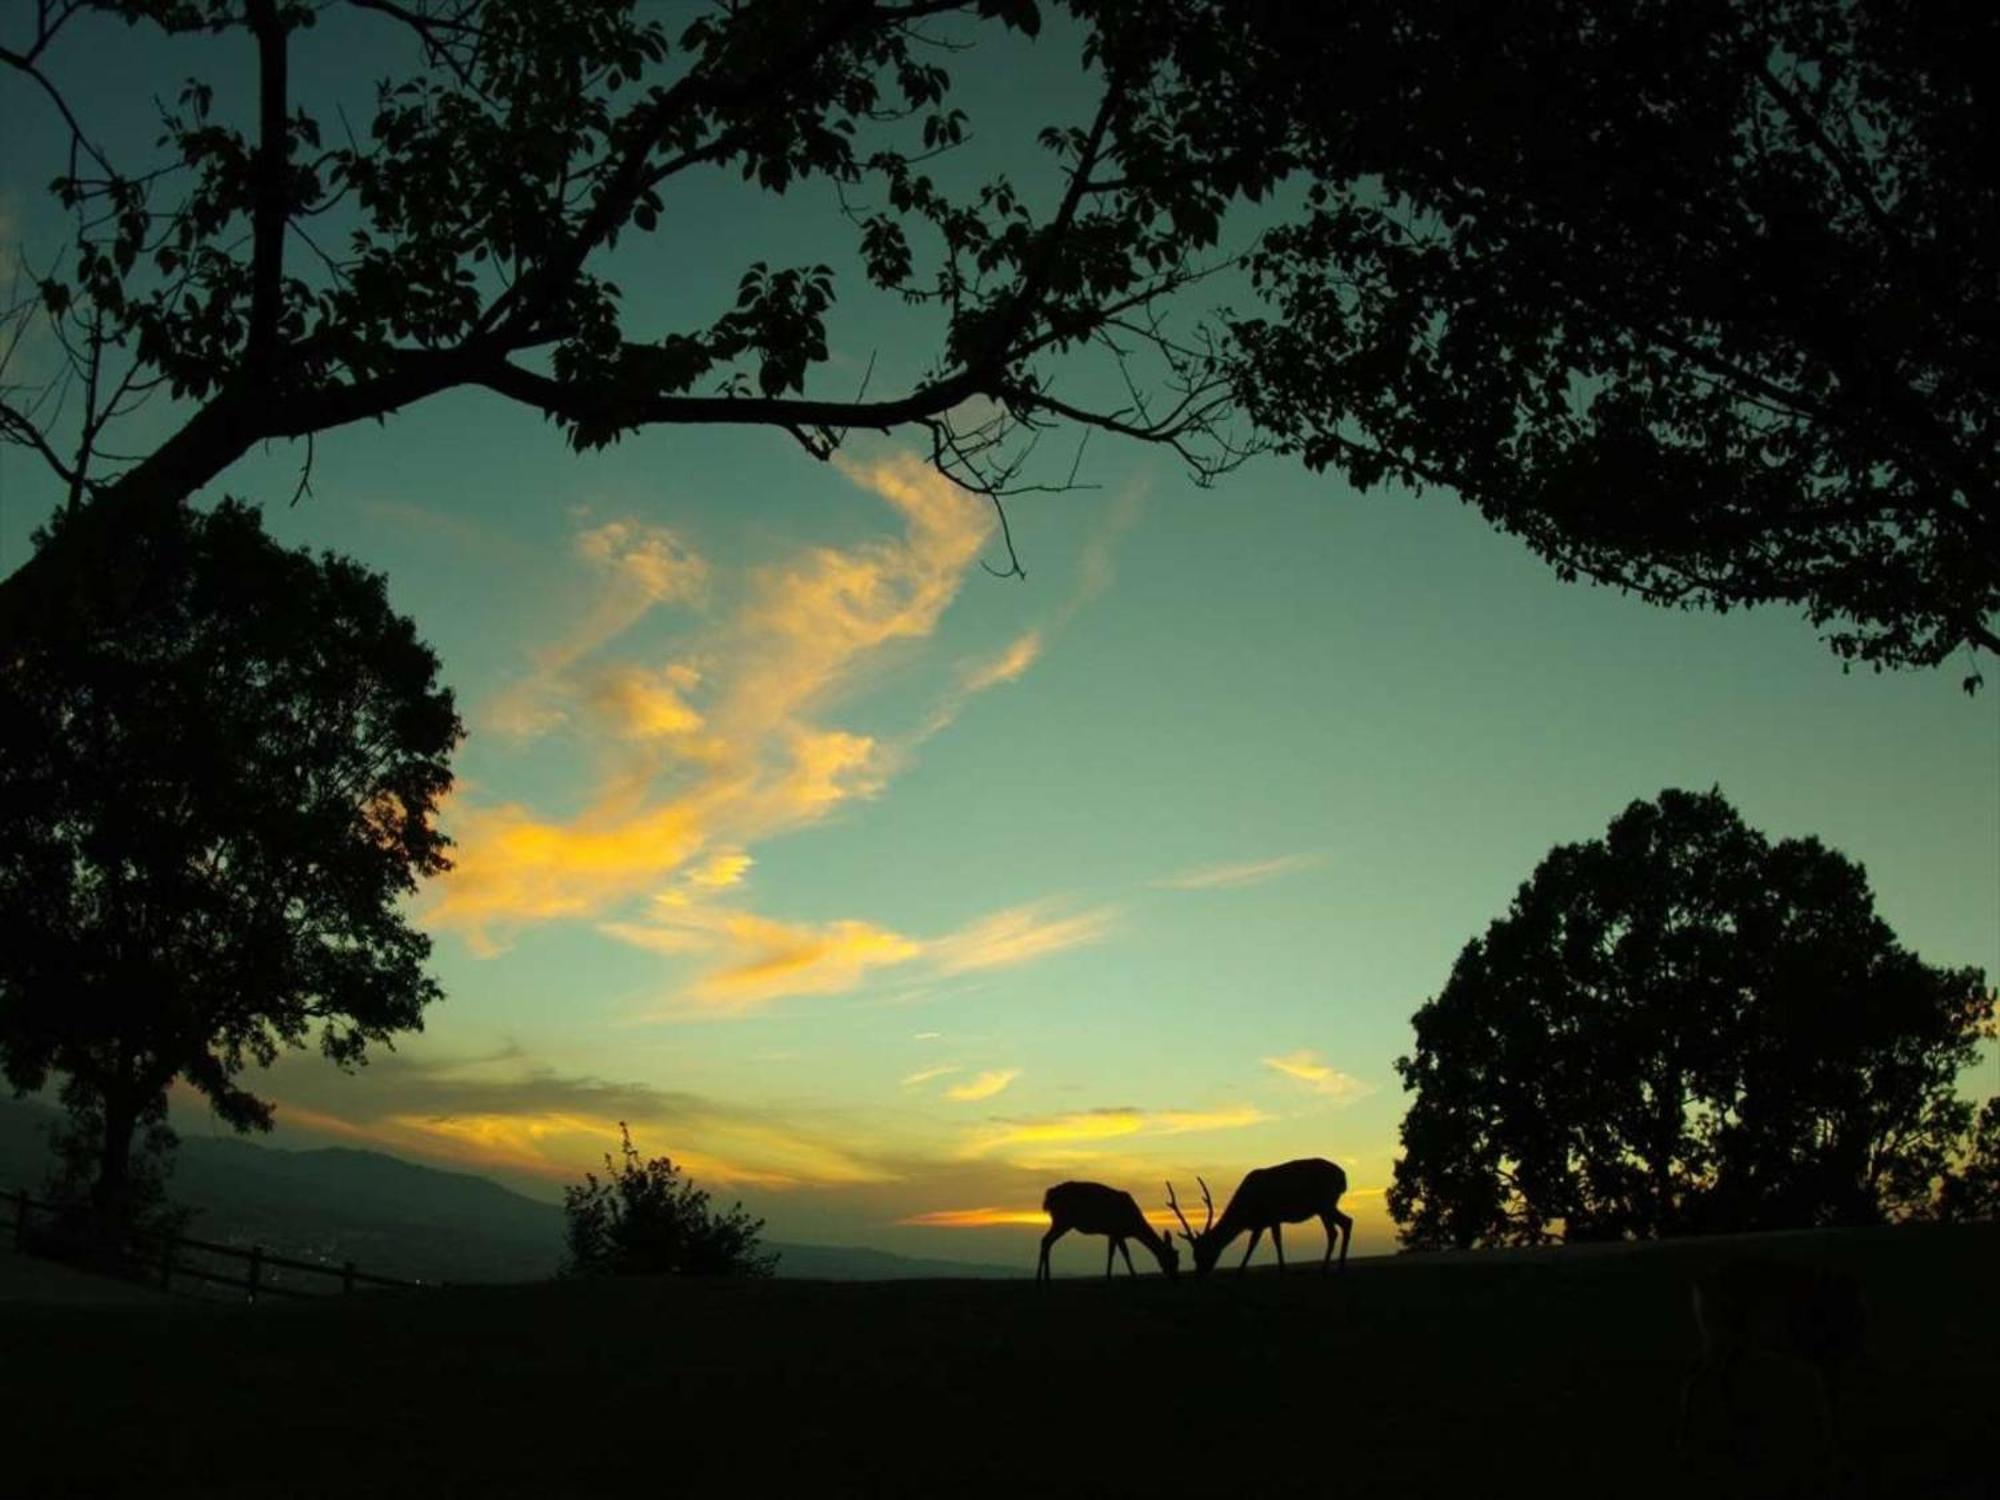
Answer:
[899, 1203, 1222, 1232]
[898, 1206, 1049, 1228]
[958, 1105, 1268, 1159]
[1154, 853, 1321, 891]
[944, 1069, 1020, 1102]
[428, 799, 707, 953]
[1262, 1051, 1374, 1102]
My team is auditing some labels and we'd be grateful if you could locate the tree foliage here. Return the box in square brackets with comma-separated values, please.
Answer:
[1232, 0, 2000, 680]
[1388, 789, 1992, 1249]
[1935, 1097, 2000, 1223]
[563, 1123, 779, 1278]
[2, 1, 1993, 672]
[0, 496, 461, 1242]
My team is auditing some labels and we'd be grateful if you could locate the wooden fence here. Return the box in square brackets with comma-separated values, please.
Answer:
[7, 1187, 430, 1301]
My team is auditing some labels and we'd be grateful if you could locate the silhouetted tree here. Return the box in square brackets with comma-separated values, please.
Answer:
[1233, 0, 2000, 683]
[1935, 1098, 2000, 1223]
[1388, 789, 1992, 1249]
[3, 2, 1994, 676]
[0, 497, 460, 1252]
[563, 1123, 778, 1278]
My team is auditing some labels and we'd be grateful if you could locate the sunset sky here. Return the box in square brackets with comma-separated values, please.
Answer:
[2, 8, 1995, 1269]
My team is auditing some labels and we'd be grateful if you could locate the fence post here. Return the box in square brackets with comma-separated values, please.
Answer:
[342, 1260, 356, 1295]
[10, 1190, 25, 1251]
[246, 1244, 263, 1303]
[158, 1233, 175, 1293]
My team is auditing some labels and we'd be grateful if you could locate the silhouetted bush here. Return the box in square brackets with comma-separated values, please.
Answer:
[562, 1123, 777, 1278]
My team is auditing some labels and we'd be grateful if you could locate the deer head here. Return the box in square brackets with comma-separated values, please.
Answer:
[1166, 1177, 1217, 1277]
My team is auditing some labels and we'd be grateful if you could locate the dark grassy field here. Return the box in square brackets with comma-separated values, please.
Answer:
[3, 1223, 1993, 1498]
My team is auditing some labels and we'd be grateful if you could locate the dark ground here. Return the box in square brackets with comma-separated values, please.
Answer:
[2, 1223, 1993, 1498]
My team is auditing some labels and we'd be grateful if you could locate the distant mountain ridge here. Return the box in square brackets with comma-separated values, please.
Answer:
[0, 1098, 1018, 1283]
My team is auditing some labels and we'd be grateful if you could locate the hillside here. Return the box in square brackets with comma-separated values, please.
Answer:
[0, 1099, 1016, 1283]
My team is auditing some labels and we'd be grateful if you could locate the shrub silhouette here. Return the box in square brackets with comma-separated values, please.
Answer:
[563, 1123, 777, 1279]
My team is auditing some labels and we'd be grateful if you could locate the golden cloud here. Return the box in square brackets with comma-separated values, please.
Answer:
[686, 850, 753, 889]
[943, 1069, 1020, 1102]
[574, 520, 709, 606]
[957, 1105, 1268, 1159]
[1154, 853, 1321, 891]
[610, 903, 930, 1010]
[898, 1206, 1049, 1228]
[484, 521, 708, 738]
[584, 663, 707, 741]
[1262, 1050, 1374, 1103]
[607, 893, 1116, 1011]
[431, 451, 998, 953]
[428, 799, 707, 953]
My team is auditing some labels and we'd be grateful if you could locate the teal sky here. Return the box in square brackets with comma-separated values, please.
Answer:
[2, 7, 1995, 1268]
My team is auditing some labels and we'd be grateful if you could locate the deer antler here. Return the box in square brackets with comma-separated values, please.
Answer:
[1168, 1184, 1208, 1248]
[1195, 1175, 1214, 1234]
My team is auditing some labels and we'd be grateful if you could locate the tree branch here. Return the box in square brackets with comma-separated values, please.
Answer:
[243, 0, 291, 389]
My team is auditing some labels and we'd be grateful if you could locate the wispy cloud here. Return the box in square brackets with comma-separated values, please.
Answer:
[1154, 853, 1322, 891]
[1262, 1050, 1374, 1103]
[900, 1202, 1194, 1232]
[484, 521, 709, 738]
[962, 632, 1042, 694]
[944, 1069, 1020, 1102]
[898, 1206, 1049, 1228]
[957, 1105, 1268, 1160]
[929, 902, 1118, 976]
[685, 911, 925, 1008]
[430, 452, 996, 951]
[901, 1063, 962, 1088]
[607, 896, 1116, 1013]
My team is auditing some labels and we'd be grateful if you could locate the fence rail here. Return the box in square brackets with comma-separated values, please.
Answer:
[7, 1187, 430, 1301]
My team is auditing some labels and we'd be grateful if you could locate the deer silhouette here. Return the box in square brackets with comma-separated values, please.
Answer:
[1169, 1158, 1352, 1276]
[1037, 1181, 1181, 1282]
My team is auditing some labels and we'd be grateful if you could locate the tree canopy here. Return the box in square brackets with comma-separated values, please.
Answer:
[1233, 0, 1999, 680]
[0, 496, 461, 1238]
[1387, 788, 1992, 1249]
[1, 0, 1994, 673]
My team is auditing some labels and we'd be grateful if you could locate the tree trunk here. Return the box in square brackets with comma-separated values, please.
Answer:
[89, 1087, 139, 1267]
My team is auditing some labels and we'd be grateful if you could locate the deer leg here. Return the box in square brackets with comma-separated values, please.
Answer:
[1120, 1240, 1138, 1277]
[1105, 1237, 1117, 1279]
[1327, 1209, 1352, 1273]
[1038, 1226, 1065, 1284]
[1271, 1223, 1285, 1272]
[1238, 1228, 1263, 1274]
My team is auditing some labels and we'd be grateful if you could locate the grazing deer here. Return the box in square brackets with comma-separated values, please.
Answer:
[1037, 1181, 1181, 1283]
[1677, 1256, 1866, 1494]
[1169, 1158, 1352, 1277]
